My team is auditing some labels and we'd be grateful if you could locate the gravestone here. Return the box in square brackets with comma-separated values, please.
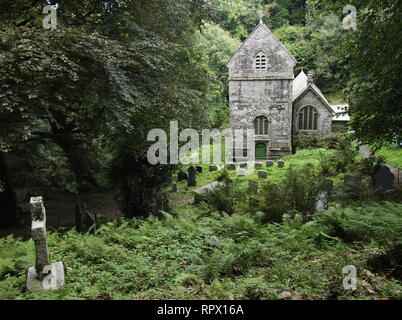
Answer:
[171, 182, 178, 192]
[75, 203, 97, 233]
[248, 180, 259, 194]
[178, 171, 188, 182]
[237, 169, 246, 176]
[226, 164, 236, 171]
[193, 181, 225, 204]
[266, 160, 274, 167]
[277, 160, 285, 168]
[374, 166, 395, 192]
[344, 175, 362, 186]
[209, 165, 218, 172]
[188, 166, 197, 187]
[314, 192, 328, 212]
[196, 166, 203, 173]
[26, 197, 65, 291]
[255, 163, 263, 169]
[258, 170, 268, 179]
[239, 162, 248, 168]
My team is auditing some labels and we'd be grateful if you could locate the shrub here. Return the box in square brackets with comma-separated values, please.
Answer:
[202, 179, 246, 215]
[293, 134, 319, 149]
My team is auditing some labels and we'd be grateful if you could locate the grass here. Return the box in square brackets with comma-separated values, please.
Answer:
[374, 146, 402, 168]
[1, 147, 400, 300]
[1, 201, 401, 300]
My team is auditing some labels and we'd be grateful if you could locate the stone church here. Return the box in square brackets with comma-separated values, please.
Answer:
[227, 20, 346, 159]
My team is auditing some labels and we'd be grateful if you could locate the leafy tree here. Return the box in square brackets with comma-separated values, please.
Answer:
[314, 0, 402, 146]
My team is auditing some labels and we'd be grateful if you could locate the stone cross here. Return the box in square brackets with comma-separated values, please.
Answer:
[26, 197, 65, 291]
[30, 197, 50, 279]
[259, 13, 264, 24]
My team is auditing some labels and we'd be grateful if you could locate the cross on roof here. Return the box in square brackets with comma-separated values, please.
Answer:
[259, 13, 264, 24]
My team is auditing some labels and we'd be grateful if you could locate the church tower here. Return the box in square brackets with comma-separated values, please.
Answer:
[227, 20, 297, 159]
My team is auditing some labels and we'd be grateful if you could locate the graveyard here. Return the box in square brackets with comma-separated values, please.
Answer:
[0, 0, 401, 303]
[1, 136, 401, 300]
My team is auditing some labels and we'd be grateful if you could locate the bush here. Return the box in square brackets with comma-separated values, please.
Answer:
[202, 179, 246, 215]
[293, 134, 319, 149]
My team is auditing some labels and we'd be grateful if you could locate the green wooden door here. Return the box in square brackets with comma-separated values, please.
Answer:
[255, 142, 267, 159]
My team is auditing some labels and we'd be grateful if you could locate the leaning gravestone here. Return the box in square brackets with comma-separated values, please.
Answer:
[237, 169, 246, 176]
[266, 160, 274, 167]
[255, 163, 263, 169]
[26, 197, 65, 291]
[188, 166, 197, 187]
[258, 170, 268, 179]
[344, 175, 362, 186]
[277, 160, 285, 168]
[248, 180, 258, 195]
[178, 171, 188, 182]
[374, 166, 395, 192]
[193, 181, 225, 204]
[226, 163, 236, 171]
[196, 166, 203, 173]
[171, 182, 178, 192]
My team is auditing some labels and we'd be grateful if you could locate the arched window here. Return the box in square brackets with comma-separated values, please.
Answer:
[298, 106, 318, 130]
[255, 51, 267, 71]
[254, 116, 269, 135]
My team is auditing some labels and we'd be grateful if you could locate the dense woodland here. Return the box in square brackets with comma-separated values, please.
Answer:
[0, 0, 401, 300]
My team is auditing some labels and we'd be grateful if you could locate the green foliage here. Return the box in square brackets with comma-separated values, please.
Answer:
[374, 146, 402, 169]
[314, 202, 402, 248]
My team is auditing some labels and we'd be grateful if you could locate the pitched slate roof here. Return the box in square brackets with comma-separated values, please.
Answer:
[226, 22, 297, 67]
[292, 70, 334, 114]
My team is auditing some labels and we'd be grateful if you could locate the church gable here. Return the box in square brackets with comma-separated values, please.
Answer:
[227, 23, 297, 80]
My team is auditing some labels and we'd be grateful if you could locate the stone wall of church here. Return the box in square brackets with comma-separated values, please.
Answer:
[292, 90, 333, 136]
[229, 79, 293, 155]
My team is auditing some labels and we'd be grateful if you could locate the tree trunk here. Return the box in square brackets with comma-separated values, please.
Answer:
[0, 152, 19, 229]
[52, 134, 99, 192]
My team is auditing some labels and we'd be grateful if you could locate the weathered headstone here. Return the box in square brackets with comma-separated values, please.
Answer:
[258, 170, 268, 179]
[374, 166, 395, 192]
[344, 175, 362, 186]
[188, 166, 197, 187]
[226, 163, 236, 171]
[193, 181, 225, 204]
[255, 163, 263, 169]
[196, 166, 203, 173]
[237, 169, 246, 176]
[171, 182, 178, 192]
[209, 165, 218, 172]
[266, 160, 274, 167]
[178, 171, 188, 182]
[277, 160, 285, 168]
[248, 180, 259, 194]
[239, 162, 248, 168]
[26, 197, 65, 291]
[314, 191, 329, 212]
